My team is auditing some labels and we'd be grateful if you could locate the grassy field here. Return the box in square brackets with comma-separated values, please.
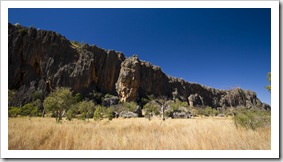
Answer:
[8, 117, 270, 150]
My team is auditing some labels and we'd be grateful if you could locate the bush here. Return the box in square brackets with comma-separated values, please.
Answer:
[143, 101, 160, 117]
[8, 107, 21, 117]
[168, 99, 188, 111]
[203, 107, 219, 117]
[66, 108, 76, 121]
[233, 110, 271, 130]
[18, 28, 28, 36]
[191, 107, 219, 117]
[105, 106, 115, 121]
[93, 105, 105, 121]
[75, 93, 82, 102]
[78, 100, 95, 120]
[20, 103, 37, 116]
[122, 102, 137, 112]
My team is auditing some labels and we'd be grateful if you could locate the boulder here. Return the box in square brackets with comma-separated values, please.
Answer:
[169, 110, 192, 119]
[119, 111, 138, 118]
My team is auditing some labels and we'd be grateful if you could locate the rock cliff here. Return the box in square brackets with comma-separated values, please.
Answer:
[8, 23, 270, 109]
[9, 23, 124, 106]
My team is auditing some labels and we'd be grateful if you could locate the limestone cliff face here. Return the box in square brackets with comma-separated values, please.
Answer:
[116, 55, 171, 102]
[115, 55, 270, 109]
[8, 23, 270, 109]
[8, 23, 124, 106]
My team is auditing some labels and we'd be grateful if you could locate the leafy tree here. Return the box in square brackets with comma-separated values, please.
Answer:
[78, 100, 95, 120]
[265, 72, 271, 93]
[43, 87, 76, 122]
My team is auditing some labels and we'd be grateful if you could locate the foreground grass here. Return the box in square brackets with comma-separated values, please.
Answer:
[8, 117, 270, 150]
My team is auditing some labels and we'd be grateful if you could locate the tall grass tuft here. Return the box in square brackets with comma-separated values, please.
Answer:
[233, 109, 271, 130]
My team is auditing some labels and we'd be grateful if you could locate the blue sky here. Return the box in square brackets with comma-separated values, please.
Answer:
[8, 8, 271, 105]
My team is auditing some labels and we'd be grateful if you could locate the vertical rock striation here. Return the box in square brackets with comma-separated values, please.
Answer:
[8, 23, 270, 109]
[8, 23, 124, 106]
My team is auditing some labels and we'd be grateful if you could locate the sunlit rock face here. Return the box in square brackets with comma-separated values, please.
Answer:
[8, 23, 124, 106]
[8, 23, 270, 109]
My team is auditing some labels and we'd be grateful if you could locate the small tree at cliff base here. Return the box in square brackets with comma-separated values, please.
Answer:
[265, 72, 271, 93]
[43, 87, 76, 122]
[93, 105, 105, 121]
[78, 100, 95, 120]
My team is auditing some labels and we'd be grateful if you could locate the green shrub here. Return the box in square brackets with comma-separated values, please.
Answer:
[164, 111, 170, 117]
[204, 107, 213, 116]
[122, 102, 137, 112]
[203, 107, 219, 117]
[8, 107, 21, 117]
[233, 110, 271, 130]
[143, 101, 160, 117]
[78, 100, 95, 120]
[20, 103, 37, 116]
[75, 93, 82, 102]
[93, 105, 105, 121]
[105, 106, 114, 121]
[191, 107, 219, 117]
[18, 28, 28, 36]
[168, 99, 188, 111]
[66, 109, 76, 121]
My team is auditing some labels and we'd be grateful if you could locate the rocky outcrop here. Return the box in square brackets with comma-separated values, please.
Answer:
[8, 23, 270, 110]
[9, 23, 124, 106]
[116, 55, 170, 102]
[115, 54, 269, 109]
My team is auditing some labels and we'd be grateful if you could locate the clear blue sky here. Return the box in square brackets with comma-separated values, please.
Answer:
[8, 8, 271, 105]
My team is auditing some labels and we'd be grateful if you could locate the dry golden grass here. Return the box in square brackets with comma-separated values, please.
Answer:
[8, 117, 270, 150]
